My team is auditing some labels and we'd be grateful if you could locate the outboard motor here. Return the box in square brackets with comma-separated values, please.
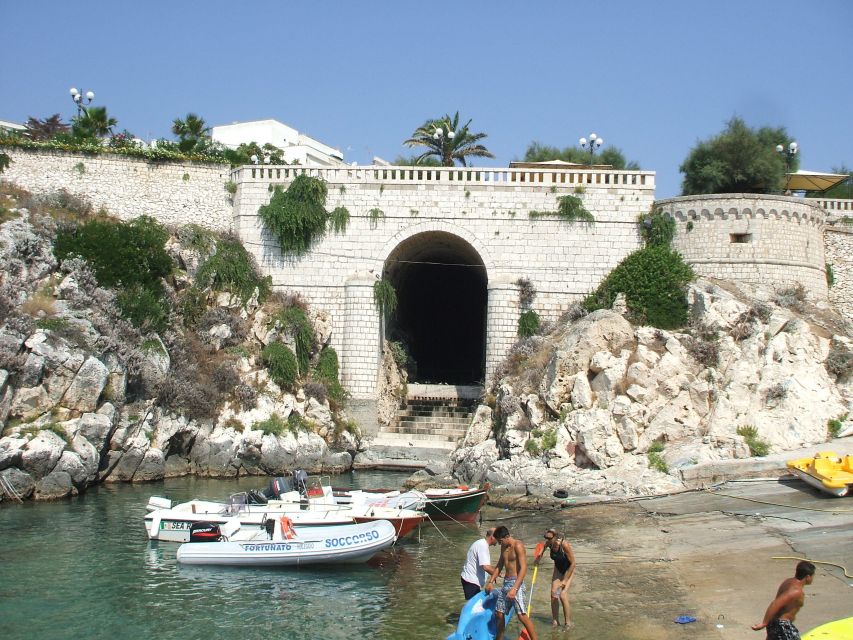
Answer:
[262, 476, 292, 500]
[246, 489, 268, 505]
[294, 470, 309, 497]
[189, 522, 222, 543]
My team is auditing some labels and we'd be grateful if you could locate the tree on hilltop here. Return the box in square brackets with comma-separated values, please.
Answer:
[24, 114, 70, 141]
[679, 117, 796, 195]
[404, 112, 494, 167]
[522, 141, 640, 169]
[172, 113, 211, 153]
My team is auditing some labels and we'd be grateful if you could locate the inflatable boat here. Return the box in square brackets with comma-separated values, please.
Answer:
[176, 517, 396, 566]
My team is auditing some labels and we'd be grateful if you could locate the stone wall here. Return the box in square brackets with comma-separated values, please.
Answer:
[825, 225, 853, 323]
[232, 165, 656, 401]
[657, 194, 828, 298]
[1, 147, 232, 231]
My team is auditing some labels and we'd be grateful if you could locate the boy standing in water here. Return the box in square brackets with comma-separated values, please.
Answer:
[484, 526, 537, 640]
[752, 561, 816, 640]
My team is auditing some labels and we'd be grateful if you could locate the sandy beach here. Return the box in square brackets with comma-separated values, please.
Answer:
[500, 477, 853, 639]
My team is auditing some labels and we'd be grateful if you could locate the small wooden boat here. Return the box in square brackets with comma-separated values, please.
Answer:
[803, 616, 853, 639]
[176, 518, 396, 566]
[446, 591, 514, 640]
[786, 451, 853, 497]
[422, 485, 489, 522]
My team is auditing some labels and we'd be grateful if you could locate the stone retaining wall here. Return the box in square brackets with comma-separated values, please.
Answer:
[1, 147, 232, 231]
[825, 225, 853, 323]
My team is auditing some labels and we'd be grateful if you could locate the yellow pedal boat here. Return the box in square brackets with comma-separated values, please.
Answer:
[803, 616, 853, 639]
[786, 451, 853, 497]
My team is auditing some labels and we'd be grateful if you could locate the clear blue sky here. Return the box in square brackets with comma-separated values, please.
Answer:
[1, 0, 851, 197]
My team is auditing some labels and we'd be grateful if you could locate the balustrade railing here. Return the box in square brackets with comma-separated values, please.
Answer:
[815, 198, 853, 214]
[231, 164, 656, 189]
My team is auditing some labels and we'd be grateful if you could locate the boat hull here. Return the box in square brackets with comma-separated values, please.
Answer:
[446, 591, 514, 640]
[352, 513, 423, 538]
[803, 616, 853, 639]
[787, 468, 849, 497]
[176, 520, 396, 567]
[423, 488, 488, 522]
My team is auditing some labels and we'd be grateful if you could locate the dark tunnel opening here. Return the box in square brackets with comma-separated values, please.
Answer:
[384, 232, 487, 385]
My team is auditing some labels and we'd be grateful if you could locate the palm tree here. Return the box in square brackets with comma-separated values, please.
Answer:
[172, 113, 211, 153]
[72, 106, 117, 140]
[24, 114, 70, 141]
[404, 112, 494, 166]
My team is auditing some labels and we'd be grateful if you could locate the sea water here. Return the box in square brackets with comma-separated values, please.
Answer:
[0, 472, 524, 640]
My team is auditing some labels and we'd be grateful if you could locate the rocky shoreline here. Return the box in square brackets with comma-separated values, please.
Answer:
[1, 187, 852, 504]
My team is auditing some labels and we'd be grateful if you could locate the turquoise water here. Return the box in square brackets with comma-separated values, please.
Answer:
[0, 472, 535, 640]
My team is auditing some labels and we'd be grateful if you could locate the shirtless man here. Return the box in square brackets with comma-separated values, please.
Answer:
[752, 561, 816, 640]
[484, 526, 537, 640]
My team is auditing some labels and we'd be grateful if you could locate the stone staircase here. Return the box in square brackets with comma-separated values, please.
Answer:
[364, 384, 481, 468]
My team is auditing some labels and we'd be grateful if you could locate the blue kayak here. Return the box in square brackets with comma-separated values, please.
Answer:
[447, 591, 516, 640]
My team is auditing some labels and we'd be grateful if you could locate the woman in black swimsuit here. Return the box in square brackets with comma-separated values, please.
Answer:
[537, 527, 576, 628]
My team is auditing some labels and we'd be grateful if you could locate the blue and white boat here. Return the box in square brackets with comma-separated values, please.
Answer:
[446, 591, 515, 640]
[176, 517, 396, 567]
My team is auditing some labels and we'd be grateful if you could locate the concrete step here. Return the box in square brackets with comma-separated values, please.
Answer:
[397, 417, 471, 427]
[375, 431, 461, 445]
[385, 424, 468, 437]
[401, 408, 473, 418]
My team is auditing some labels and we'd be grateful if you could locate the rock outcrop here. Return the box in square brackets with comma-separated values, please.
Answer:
[453, 280, 853, 497]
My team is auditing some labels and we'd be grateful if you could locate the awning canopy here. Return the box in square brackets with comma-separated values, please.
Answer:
[785, 170, 848, 192]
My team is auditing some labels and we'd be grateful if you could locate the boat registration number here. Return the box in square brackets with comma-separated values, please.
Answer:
[160, 521, 192, 531]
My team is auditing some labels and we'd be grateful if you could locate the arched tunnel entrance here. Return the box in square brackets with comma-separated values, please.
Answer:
[383, 232, 487, 385]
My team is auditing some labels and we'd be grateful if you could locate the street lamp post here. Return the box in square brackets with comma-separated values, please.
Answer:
[433, 125, 455, 165]
[69, 87, 95, 117]
[776, 141, 798, 194]
[250, 154, 271, 165]
[579, 132, 604, 165]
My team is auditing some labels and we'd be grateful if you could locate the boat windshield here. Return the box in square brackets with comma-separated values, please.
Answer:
[224, 493, 249, 515]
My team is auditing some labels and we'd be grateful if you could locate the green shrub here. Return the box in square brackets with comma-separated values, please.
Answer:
[737, 425, 770, 457]
[388, 340, 410, 369]
[826, 263, 835, 288]
[223, 417, 245, 433]
[639, 209, 676, 247]
[178, 286, 208, 327]
[287, 412, 311, 434]
[373, 280, 397, 318]
[827, 414, 847, 438]
[517, 310, 540, 337]
[333, 418, 360, 437]
[528, 195, 594, 223]
[258, 175, 329, 255]
[270, 305, 314, 374]
[54, 215, 173, 329]
[314, 346, 346, 406]
[116, 285, 169, 332]
[36, 317, 68, 331]
[0, 152, 10, 173]
[255, 413, 287, 436]
[261, 342, 298, 390]
[195, 236, 271, 303]
[224, 180, 238, 195]
[329, 206, 350, 233]
[583, 246, 695, 329]
[368, 207, 385, 228]
[541, 427, 557, 451]
[647, 441, 668, 472]
[524, 438, 542, 456]
[178, 224, 216, 253]
[54, 215, 172, 293]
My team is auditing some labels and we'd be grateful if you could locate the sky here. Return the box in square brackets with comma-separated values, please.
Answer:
[1, 0, 851, 198]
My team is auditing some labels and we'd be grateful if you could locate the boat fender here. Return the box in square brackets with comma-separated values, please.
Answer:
[457, 485, 469, 491]
[279, 516, 296, 540]
[553, 489, 569, 499]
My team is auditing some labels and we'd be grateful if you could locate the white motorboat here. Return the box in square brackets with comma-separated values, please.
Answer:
[145, 472, 426, 542]
[176, 517, 396, 566]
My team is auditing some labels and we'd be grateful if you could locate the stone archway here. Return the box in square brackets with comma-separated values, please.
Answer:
[383, 231, 488, 385]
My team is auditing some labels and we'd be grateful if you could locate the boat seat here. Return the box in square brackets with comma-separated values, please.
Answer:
[842, 456, 853, 474]
[813, 458, 838, 478]
[221, 518, 241, 539]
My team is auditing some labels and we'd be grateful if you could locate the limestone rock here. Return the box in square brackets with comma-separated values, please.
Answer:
[0, 436, 26, 471]
[570, 373, 593, 409]
[207, 323, 232, 350]
[20, 430, 66, 479]
[77, 412, 114, 452]
[451, 440, 499, 484]
[134, 448, 166, 481]
[34, 470, 74, 500]
[541, 310, 635, 412]
[62, 356, 109, 412]
[0, 466, 35, 500]
[523, 394, 548, 428]
[305, 397, 334, 431]
[462, 405, 493, 447]
[10, 386, 52, 420]
[568, 409, 624, 469]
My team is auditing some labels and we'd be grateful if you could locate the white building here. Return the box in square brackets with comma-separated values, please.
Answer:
[211, 119, 344, 166]
[0, 119, 26, 135]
